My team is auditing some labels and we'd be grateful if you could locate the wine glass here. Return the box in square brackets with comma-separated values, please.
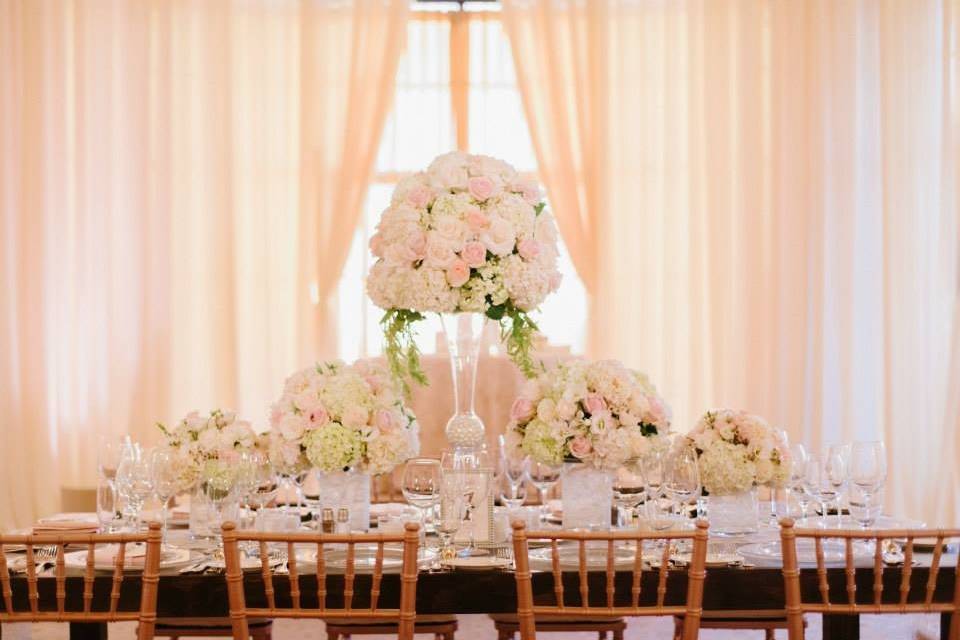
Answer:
[498, 471, 528, 510]
[98, 436, 133, 530]
[824, 444, 850, 527]
[200, 458, 240, 537]
[642, 450, 673, 531]
[612, 461, 645, 528]
[498, 435, 529, 506]
[664, 444, 701, 521]
[767, 429, 790, 523]
[402, 458, 442, 530]
[437, 488, 465, 560]
[788, 443, 811, 519]
[149, 449, 180, 539]
[116, 446, 153, 531]
[527, 460, 562, 523]
[849, 441, 886, 528]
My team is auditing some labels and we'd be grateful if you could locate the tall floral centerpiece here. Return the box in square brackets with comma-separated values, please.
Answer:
[506, 359, 672, 529]
[156, 409, 257, 538]
[269, 359, 420, 530]
[366, 151, 562, 449]
[685, 409, 790, 535]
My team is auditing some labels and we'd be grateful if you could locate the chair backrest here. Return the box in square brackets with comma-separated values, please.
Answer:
[221, 521, 421, 640]
[779, 518, 960, 640]
[0, 522, 162, 640]
[510, 520, 710, 640]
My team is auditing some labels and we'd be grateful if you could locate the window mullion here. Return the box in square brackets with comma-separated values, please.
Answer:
[450, 11, 470, 151]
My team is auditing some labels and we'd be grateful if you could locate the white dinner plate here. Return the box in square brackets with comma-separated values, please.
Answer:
[441, 555, 511, 571]
[792, 515, 926, 531]
[528, 542, 655, 570]
[297, 544, 437, 571]
[64, 546, 192, 572]
[738, 539, 874, 568]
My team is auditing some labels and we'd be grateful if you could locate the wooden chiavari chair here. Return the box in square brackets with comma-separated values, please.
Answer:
[510, 520, 710, 640]
[779, 518, 960, 640]
[0, 521, 162, 640]
[221, 521, 422, 640]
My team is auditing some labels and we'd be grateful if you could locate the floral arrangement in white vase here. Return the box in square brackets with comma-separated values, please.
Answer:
[366, 151, 563, 387]
[268, 359, 420, 475]
[685, 409, 790, 495]
[506, 359, 672, 470]
[156, 409, 257, 492]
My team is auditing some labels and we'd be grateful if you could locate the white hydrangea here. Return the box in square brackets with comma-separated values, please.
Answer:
[366, 152, 561, 316]
[268, 359, 420, 475]
[155, 409, 257, 492]
[508, 359, 672, 470]
[685, 409, 791, 495]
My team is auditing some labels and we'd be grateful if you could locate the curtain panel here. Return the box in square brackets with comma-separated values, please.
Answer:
[0, 0, 408, 527]
[503, 0, 960, 525]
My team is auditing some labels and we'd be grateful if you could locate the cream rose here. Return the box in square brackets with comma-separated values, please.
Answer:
[479, 216, 516, 257]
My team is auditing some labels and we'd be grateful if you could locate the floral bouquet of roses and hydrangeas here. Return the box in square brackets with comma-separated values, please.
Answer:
[685, 409, 790, 495]
[156, 409, 257, 493]
[268, 359, 420, 475]
[366, 151, 563, 388]
[505, 359, 672, 470]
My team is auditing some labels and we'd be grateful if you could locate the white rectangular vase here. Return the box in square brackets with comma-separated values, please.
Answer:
[706, 488, 759, 535]
[316, 471, 371, 531]
[561, 464, 613, 530]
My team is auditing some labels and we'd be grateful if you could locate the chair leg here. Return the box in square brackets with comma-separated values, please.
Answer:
[598, 632, 607, 640]
[614, 630, 624, 640]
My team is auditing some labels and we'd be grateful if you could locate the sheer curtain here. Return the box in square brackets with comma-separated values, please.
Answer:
[0, 0, 407, 527]
[503, 0, 960, 524]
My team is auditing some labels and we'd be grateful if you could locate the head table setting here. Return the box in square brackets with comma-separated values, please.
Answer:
[2, 153, 958, 640]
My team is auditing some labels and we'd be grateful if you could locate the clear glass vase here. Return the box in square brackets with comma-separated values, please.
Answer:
[561, 463, 613, 530]
[440, 313, 488, 450]
[705, 487, 759, 535]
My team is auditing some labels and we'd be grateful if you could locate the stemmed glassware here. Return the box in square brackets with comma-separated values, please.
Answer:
[788, 443, 812, 519]
[824, 444, 851, 527]
[527, 460, 562, 523]
[115, 444, 153, 532]
[97, 436, 133, 532]
[149, 449, 180, 539]
[612, 460, 645, 528]
[498, 435, 529, 509]
[498, 471, 528, 510]
[440, 451, 491, 555]
[641, 450, 673, 531]
[200, 458, 240, 539]
[437, 487, 465, 559]
[849, 440, 886, 528]
[402, 458, 442, 532]
[664, 444, 701, 522]
[242, 451, 278, 529]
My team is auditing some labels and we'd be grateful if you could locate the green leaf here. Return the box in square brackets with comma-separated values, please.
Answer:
[380, 308, 429, 397]
[534, 202, 546, 216]
[486, 304, 506, 321]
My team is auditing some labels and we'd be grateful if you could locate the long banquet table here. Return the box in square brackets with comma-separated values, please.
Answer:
[3, 527, 956, 640]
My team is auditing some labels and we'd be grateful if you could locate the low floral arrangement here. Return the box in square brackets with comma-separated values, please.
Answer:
[268, 359, 420, 475]
[156, 409, 257, 493]
[685, 409, 790, 495]
[505, 359, 672, 470]
[366, 151, 563, 388]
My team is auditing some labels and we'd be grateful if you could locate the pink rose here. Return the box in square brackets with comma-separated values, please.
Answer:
[446, 259, 470, 287]
[374, 409, 397, 433]
[468, 176, 495, 201]
[510, 398, 535, 422]
[461, 241, 487, 268]
[424, 236, 457, 269]
[343, 406, 369, 428]
[369, 233, 384, 258]
[308, 405, 329, 427]
[517, 238, 541, 261]
[584, 393, 607, 416]
[405, 230, 427, 260]
[569, 436, 593, 459]
[466, 208, 490, 233]
[406, 185, 433, 209]
[513, 180, 542, 206]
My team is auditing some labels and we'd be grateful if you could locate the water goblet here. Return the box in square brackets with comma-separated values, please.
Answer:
[788, 443, 811, 519]
[498, 472, 528, 510]
[402, 458, 442, 526]
[149, 449, 181, 539]
[612, 461, 645, 528]
[824, 444, 851, 527]
[527, 460, 562, 524]
[116, 446, 153, 531]
[664, 444, 700, 520]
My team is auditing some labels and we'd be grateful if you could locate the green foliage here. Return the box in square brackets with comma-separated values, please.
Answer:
[534, 202, 546, 216]
[498, 302, 541, 378]
[381, 309, 429, 397]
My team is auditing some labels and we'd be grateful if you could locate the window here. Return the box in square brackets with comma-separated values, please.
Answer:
[336, 3, 587, 361]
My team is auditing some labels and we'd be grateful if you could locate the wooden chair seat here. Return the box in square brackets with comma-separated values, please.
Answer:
[324, 613, 457, 640]
[490, 613, 625, 640]
[672, 611, 808, 640]
[153, 617, 273, 640]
